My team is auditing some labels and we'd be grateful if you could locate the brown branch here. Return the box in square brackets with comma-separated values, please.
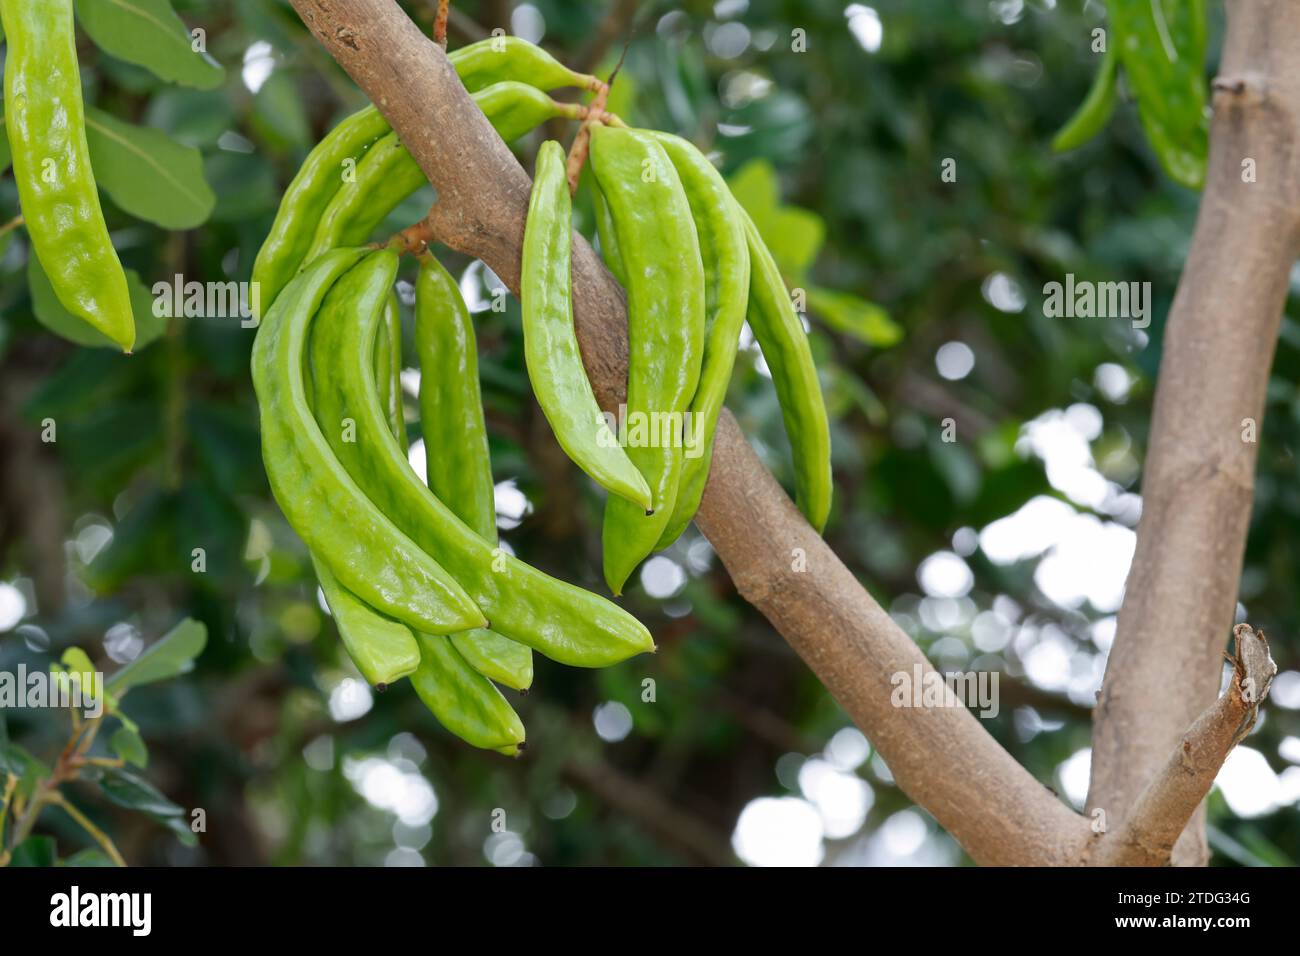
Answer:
[565, 81, 609, 196]
[1090, 625, 1277, 866]
[563, 756, 735, 866]
[287, 0, 1090, 865]
[1087, 0, 1300, 866]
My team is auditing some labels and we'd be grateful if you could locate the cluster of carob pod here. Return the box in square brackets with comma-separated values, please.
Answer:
[0, 0, 136, 351]
[251, 37, 830, 753]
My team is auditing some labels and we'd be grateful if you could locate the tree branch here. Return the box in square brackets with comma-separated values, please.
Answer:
[1090, 626, 1277, 866]
[1087, 0, 1300, 865]
[287, 0, 1089, 865]
[563, 756, 735, 866]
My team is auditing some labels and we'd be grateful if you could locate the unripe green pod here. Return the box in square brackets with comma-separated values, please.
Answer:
[2, 0, 134, 350]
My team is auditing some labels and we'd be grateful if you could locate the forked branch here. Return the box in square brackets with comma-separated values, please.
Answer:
[1091, 626, 1277, 866]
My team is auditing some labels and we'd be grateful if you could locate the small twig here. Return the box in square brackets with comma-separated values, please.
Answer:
[49, 794, 127, 867]
[434, 0, 450, 49]
[77, 756, 127, 770]
[564, 102, 604, 196]
[566, 37, 632, 195]
[0, 774, 17, 849]
[563, 755, 735, 865]
[576, 105, 626, 128]
[0, 215, 24, 239]
[565, 80, 619, 195]
[74, 714, 106, 758]
[4, 790, 51, 863]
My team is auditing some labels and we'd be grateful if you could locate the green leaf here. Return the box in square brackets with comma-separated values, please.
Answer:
[765, 207, 825, 281]
[85, 487, 176, 592]
[251, 69, 311, 151]
[62, 849, 117, 867]
[106, 618, 207, 693]
[728, 159, 824, 281]
[60, 647, 97, 681]
[806, 286, 902, 347]
[202, 151, 278, 222]
[728, 159, 781, 224]
[99, 768, 184, 817]
[145, 87, 235, 148]
[0, 743, 50, 799]
[158, 813, 199, 847]
[55, 647, 102, 703]
[28, 256, 167, 350]
[827, 364, 887, 426]
[84, 106, 216, 229]
[110, 725, 149, 769]
[11, 836, 57, 867]
[73, 0, 224, 90]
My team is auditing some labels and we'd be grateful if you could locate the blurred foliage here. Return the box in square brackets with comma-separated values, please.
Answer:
[0, 0, 1296, 867]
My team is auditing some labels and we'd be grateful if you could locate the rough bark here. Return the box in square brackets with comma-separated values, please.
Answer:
[1087, 0, 1300, 866]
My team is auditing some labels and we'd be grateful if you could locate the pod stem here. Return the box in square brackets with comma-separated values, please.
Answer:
[433, 0, 450, 49]
[566, 82, 611, 196]
[573, 103, 626, 128]
[382, 217, 437, 256]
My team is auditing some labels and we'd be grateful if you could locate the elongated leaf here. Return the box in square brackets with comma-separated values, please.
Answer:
[111, 725, 149, 769]
[85, 488, 176, 592]
[74, 0, 224, 90]
[99, 768, 184, 816]
[766, 206, 825, 281]
[728, 159, 781, 227]
[0, 742, 49, 795]
[11, 836, 57, 867]
[251, 69, 312, 151]
[28, 256, 167, 350]
[63, 849, 117, 867]
[85, 107, 216, 228]
[56, 647, 102, 704]
[157, 813, 198, 847]
[145, 87, 236, 147]
[807, 286, 902, 347]
[105, 618, 207, 693]
[60, 647, 97, 684]
[728, 159, 825, 281]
